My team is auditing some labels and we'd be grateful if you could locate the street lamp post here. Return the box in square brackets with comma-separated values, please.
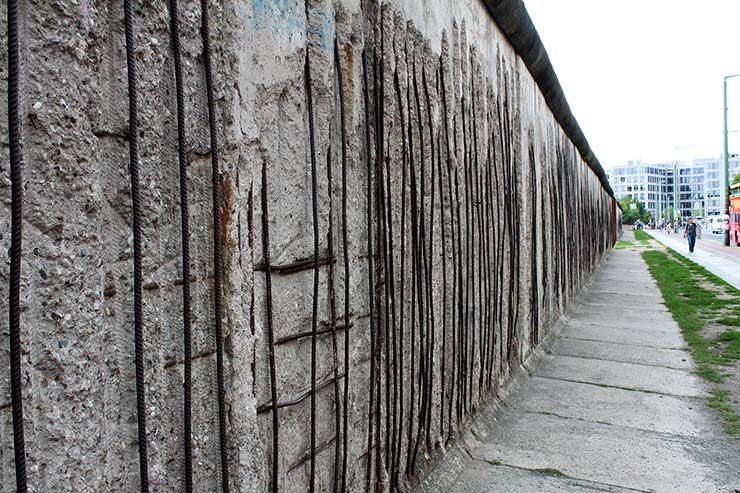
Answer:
[657, 179, 661, 228]
[659, 177, 667, 227]
[723, 74, 740, 246]
[673, 163, 678, 224]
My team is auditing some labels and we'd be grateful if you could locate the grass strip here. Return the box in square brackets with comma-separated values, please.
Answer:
[642, 249, 740, 438]
[708, 389, 740, 436]
[718, 330, 740, 360]
[633, 229, 652, 245]
[717, 317, 740, 327]
[614, 240, 635, 250]
[642, 250, 733, 367]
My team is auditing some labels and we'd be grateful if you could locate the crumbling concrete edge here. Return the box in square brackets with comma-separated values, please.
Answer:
[480, 0, 614, 199]
[414, 251, 611, 492]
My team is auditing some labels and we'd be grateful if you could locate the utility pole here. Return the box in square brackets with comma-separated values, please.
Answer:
[723, 74, 740, 246]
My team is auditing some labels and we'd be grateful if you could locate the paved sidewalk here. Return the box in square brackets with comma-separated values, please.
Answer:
[450, 249, 740, 492]
[648, 229, 740, 290]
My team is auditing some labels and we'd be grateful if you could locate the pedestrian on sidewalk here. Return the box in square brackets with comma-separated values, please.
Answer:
[684, 217, 698, 253]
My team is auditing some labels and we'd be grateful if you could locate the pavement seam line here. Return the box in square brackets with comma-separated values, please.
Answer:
[547, 351, 694, 372]
[560, 335, 686, 351]
[567, 321, 673, 331]
[512, 407, 704, 442]
[536, 374, 704, 399]
[465, 452, 654, 493]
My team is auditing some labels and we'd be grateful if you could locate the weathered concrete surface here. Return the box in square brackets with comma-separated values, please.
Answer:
[538, 355, 704, 398]
[0, 0, 616, 491]
[449, 461, 637, 493]
[446, 249, 740, 493]
[561, 320, 686, 349]
[515, 377, 712, 437]
[552, 337, 694, 369]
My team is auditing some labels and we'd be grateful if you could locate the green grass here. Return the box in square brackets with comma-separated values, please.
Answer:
[641, 250, 736, 372]
[615, 231, 651, 249]
[534, 468, 566, 477]
[708, 389, 740, 437]
[696, 365, 726, 383]
[633, 229, 652, 245]
[717, 316, 740, 327]
[642, 249, 740, 438]
[718, 330, 740, 360]
[663, 249, 737, 291]
[614, 240, 636, 250]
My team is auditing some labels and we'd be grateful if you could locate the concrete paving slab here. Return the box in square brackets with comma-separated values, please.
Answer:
[591, 278, 656, 287]
[590, 279, 657, 290]
[538, 354, 704, 397]
[584, 274, 653, 283]
[451, 462, 636, 493]
[594, 270, 654, 278]
[594, 267, 654, 275]
[570, 300, 671, 315]
[551, 337, 693, 370]
[596, 268, 651, 273]
[593, 267, 654, 276]
[569, 297, 668, 310]
[448, 248, 740, 493]
[565, 311, 678, 330]
[561, 323, 686, 349]
[568, 304, 673, 320]
[583, 289, 665, 301]
[511, 377, 711, 438]
[577, 292, 666, 307]
[474, 412, 735, 493]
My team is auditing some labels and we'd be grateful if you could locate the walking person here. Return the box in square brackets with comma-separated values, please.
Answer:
[684, 217, 698, 253]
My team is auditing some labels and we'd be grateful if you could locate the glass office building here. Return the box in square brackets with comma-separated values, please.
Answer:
[606, 157, 740, 221]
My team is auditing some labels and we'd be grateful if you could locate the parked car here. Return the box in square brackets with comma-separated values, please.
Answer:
[709, 219, 723, 234]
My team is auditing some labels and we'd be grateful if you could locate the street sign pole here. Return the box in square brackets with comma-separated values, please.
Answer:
[724, 77, 730, 245]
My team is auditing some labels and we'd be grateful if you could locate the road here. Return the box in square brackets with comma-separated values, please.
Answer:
[647, 229, 740, 289]
[445, 248, 740, 492]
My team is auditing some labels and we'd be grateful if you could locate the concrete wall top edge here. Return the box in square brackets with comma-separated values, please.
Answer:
[480, 0, 615, 199]
[384, 0, 613, 199]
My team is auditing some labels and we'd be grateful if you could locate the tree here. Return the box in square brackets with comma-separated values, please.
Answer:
[732, 173, 740, 185]
[619, 195, 651, 225]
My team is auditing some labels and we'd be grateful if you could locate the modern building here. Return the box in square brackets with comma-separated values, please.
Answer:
[606, 161, 675, 219]
[692, 157, 740, 219]
[675, 160, 706, 219]
[606, 157, 740, 222]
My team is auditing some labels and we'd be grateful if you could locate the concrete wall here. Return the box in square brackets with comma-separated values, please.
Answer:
[0, 0, 614, 491]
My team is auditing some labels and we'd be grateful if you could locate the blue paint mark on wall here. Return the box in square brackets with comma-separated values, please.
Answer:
[251, 0, 334, 51]
[307, 9, 335, 52]
[252, 0, 303, 43]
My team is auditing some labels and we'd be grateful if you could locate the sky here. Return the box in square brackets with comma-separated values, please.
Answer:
[522, 0, 740, 169]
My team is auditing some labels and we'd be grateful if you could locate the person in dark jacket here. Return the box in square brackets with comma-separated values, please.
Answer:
[684, 218, 698, 253]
